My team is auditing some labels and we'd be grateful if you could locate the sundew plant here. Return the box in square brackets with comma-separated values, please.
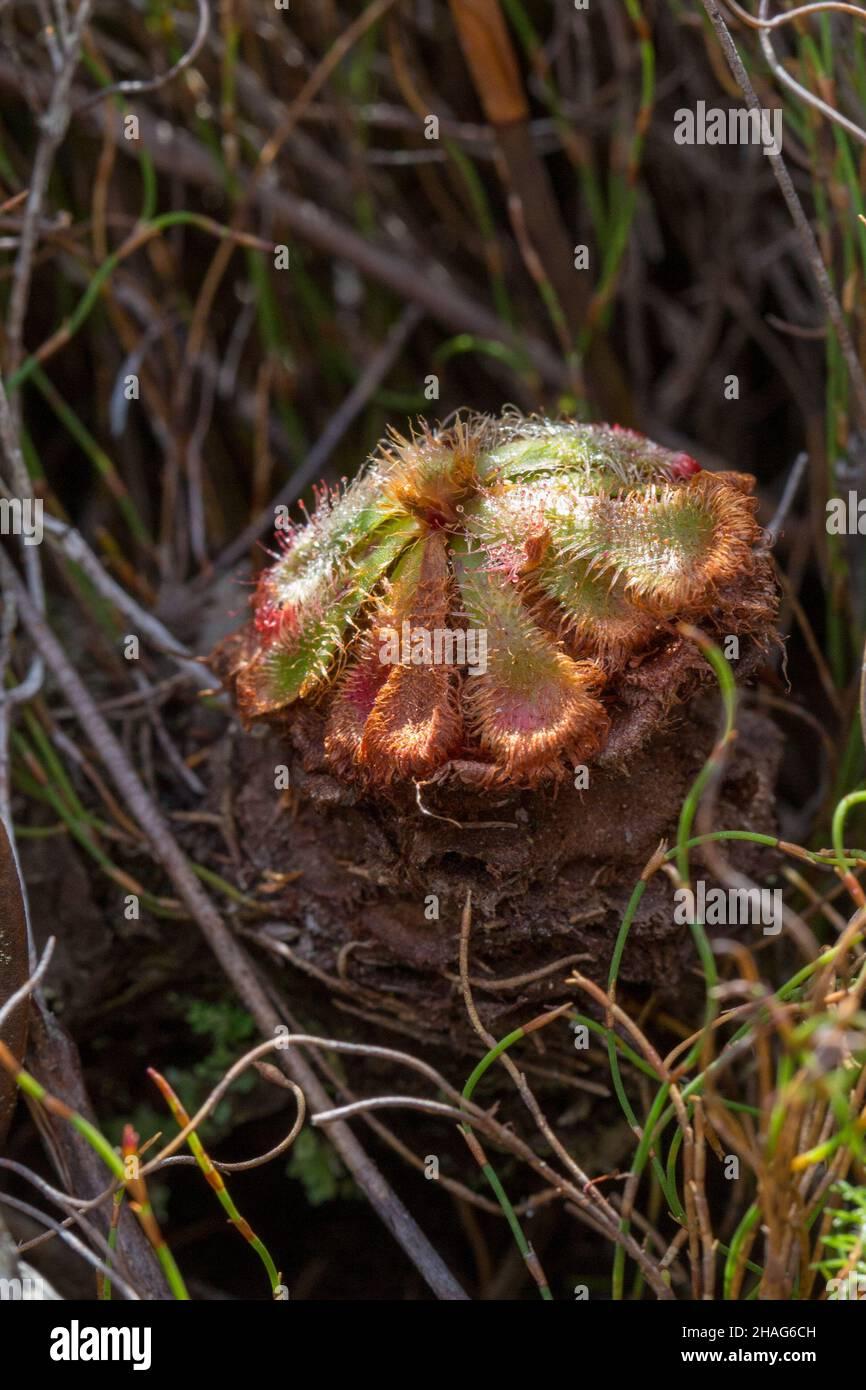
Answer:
[229, 413, 777, 787]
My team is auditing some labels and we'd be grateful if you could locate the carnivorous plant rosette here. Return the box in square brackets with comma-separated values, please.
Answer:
[221, 412, 778, 788]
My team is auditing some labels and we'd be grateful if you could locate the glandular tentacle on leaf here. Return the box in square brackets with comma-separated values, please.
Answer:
[358, 531, 463, 781]
[237, 516, 419, 714]
[534, 557, 661, 663]
[221, 412, 778, 788]
[455, 541, 609, 783]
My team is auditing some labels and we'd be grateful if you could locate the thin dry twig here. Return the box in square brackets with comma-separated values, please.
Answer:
[5, 0, 94, 377]
[0, 1191, 140, 1300]
[75, 0, 211, 112]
